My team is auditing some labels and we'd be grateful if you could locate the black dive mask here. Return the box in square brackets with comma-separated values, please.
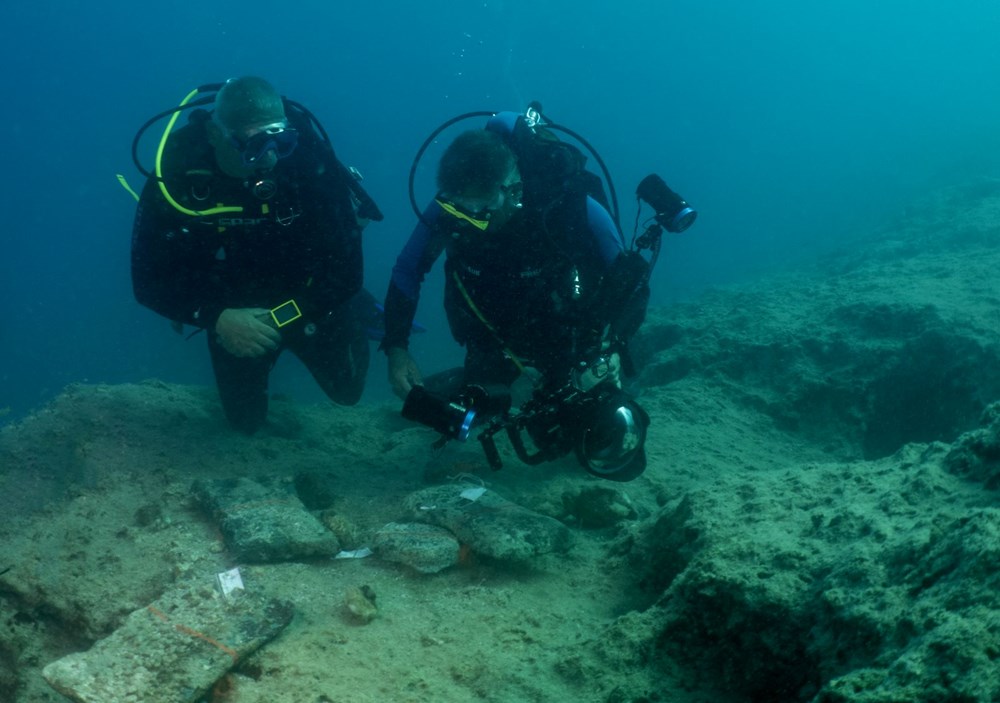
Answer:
[231, 123, 299, 167]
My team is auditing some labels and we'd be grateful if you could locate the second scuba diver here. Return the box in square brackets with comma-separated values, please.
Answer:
[130, 76, 383, 433]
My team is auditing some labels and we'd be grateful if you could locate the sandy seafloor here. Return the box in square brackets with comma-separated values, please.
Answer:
[4, 180, 1000, 702]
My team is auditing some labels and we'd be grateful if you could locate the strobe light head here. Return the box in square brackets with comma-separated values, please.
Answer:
[636, 173, 697, 233]
[402, 386, 477, 441]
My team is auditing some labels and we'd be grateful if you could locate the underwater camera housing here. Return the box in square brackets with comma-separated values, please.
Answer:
[402, 382, 649, 482]
[506, 382, 650, 482]
[636, 173, 697, 233]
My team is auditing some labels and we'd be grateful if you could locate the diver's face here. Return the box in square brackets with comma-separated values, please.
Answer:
[226, 119, 298, 170]
[451, 166, 523, 229]
[212, 116, 295, 176]
[454, 166, 522, 212]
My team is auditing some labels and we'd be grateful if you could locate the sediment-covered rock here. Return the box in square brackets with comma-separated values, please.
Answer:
[42, 582, 292, 703]
[403, 485, 573, 561]
[372, 521, 461, 573]
[194, 476, 339, 562]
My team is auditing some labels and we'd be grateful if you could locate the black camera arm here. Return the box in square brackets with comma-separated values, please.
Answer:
[476, 408, 551, 469]
[477, 422, 505, 469]
[635, 222, 664, 257]
[475, 382, 586, 469]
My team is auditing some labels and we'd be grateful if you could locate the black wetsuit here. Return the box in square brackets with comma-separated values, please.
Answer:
[131, 109, 370, 432]
[383, 114, 626, 390]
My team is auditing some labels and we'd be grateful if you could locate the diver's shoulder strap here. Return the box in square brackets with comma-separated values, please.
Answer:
[332, 156, 384, 224]
[285, 103, 384, 224]
[159, 110, 214, 177]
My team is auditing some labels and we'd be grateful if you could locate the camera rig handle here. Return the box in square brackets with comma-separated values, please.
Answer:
[480, 382, 588, 469]
[478, 429, 504, 470]
[476, 414, 563, 469]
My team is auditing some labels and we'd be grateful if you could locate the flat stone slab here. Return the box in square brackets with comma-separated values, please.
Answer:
[194, 477, 339, 562]
[403, 485, 572, 561]
[42, 580, 293, 703]
[372, 521, 461, 574]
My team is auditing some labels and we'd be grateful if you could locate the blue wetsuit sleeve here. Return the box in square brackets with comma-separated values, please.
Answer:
[382, 203, 446, 351]
[586, 196, 624, 266]
[390, 209, 438, 300]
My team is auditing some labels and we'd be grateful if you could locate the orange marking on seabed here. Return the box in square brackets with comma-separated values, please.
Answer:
[146, 605, 240, 662]
[457, 543, 475, 565]
[174, 624, 240, 663]
[147, 606, 169, 622]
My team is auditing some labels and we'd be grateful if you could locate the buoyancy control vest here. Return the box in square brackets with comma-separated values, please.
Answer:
[127, 83, 383, 227]
[156, 103, 372, 242]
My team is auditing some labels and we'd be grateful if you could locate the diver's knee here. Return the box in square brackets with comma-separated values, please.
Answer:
[326, 384, 364, 407]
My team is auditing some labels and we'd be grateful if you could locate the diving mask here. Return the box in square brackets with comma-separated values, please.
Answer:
[436, 178, 523, 232]
[230, 122, 299, 166]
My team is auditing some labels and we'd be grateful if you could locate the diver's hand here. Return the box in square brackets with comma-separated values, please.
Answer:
[215, 308, 281, 358]
[387, 347, 423, 400]
[573, 352, 623, 392]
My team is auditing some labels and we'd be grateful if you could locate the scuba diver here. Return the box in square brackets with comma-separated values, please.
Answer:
[382, 105, 696, 481]
[130, 76, 383, 433]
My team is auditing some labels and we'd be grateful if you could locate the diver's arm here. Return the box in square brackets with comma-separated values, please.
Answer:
[386, 346, 423, 399]
[383, 281, 419, 352]
[383, 209, 446, 399]
[295, 167, 365, 319]
[382, 207, 445, 351]
[130, 180, 226, 329]
[305, 224, 363, 321]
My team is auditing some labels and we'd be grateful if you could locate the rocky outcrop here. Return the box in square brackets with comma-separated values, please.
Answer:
[636, 210, 1000, 462]
[559, 184, 1000, 702]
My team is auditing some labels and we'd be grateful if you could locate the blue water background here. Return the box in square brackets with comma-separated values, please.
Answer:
[3, 0, 1000, 423]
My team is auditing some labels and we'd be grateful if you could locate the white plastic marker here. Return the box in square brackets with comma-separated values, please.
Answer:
[215, 567, 244, 599]
[460, 486, 488, 502]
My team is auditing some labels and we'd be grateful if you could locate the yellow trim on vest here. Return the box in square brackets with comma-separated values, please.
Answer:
[154, 88, 243, 217]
